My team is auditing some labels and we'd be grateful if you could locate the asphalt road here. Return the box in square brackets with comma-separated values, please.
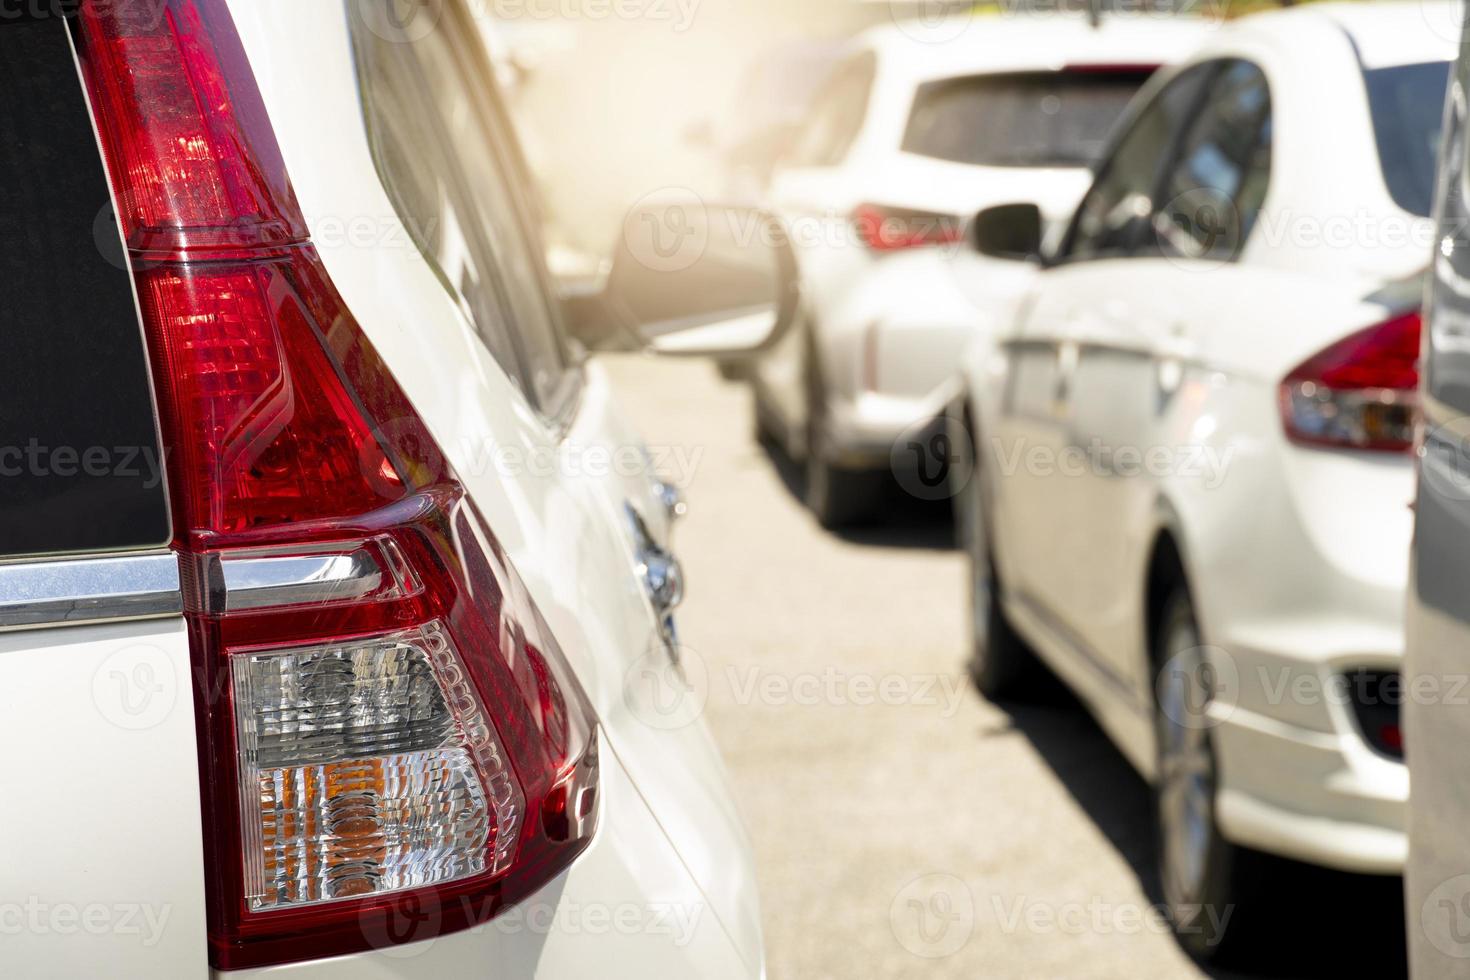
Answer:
[601, 353, 1409, 980]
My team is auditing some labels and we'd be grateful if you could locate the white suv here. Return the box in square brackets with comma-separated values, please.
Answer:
[0, 1, 790, 976]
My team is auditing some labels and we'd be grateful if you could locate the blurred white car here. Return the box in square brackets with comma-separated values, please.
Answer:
[750, 12, 1212, 525]
[952, 2, 1452, 960]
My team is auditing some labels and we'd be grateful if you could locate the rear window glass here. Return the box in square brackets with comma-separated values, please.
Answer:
[0, 16, 170, 558]
[902, 69, 1155, 168]
[1364, 60, 1452, 218]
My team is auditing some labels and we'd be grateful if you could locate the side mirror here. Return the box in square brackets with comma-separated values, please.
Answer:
[971, 203, 1044, 262]
[569, 196, 801, 359]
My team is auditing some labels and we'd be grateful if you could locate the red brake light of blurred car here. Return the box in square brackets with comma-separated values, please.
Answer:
[1278, 310, 1422, 453]
[74, 0, 598, 969]
[852, 203, 964, 251]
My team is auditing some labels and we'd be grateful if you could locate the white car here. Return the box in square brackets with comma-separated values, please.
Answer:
[952, 2, 1452, 960]
[0, 1, 788, 976]
[750, 12, 1212, 525]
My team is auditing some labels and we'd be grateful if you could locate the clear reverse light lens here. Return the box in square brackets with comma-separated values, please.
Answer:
[232, 622, 522, 911]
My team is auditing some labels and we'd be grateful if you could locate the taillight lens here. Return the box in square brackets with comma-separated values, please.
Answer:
[74, 0, 598, 969]
[1278, 310, 1422, 453]
[852, 202, 963, 251]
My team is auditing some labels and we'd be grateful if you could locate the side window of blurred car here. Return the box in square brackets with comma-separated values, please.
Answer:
[787, 52, 876, 169]
[1152, 59, 1272, 261]
[1061, 63, 1216, 262]
[352, 3, 579, 422]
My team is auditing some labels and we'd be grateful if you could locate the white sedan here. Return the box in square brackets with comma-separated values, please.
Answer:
[751, 12, 1212, 525]
[951, 1, 1452, 960]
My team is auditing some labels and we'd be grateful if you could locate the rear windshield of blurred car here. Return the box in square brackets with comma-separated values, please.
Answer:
[1364, 61, 1452, 218]
[901, 69, 1155, 168]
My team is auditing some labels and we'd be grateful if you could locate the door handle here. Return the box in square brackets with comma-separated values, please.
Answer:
[1053, 339, 1079, 411]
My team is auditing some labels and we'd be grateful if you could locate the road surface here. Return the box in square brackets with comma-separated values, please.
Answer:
[602, 353, 1407, 980]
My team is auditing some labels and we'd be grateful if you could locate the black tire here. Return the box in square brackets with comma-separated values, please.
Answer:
[803, 351, 883, 528]
[958, 421, 1037, 700]
[1152, 588, 1257, 963]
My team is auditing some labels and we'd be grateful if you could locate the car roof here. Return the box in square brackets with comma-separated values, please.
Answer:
[1220, 1, 1456, 69]
[859, 11, 1218, 84]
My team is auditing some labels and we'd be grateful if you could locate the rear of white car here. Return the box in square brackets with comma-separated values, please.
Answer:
[0, 2, 761, 977]
[751, 13, 1212, 525]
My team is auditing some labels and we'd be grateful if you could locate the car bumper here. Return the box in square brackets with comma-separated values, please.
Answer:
[1211, 700, 1406, 874]
[222, 743, 762, 979]
[823, 391, 955, 471]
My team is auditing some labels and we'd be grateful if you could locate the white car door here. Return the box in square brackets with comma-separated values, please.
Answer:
[993, 63, 1218, 649]
[1059, 59, 1274, 685]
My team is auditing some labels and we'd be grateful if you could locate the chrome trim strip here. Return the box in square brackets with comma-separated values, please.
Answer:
[0, 553, 182, 630]
[219, 548, 386, 612]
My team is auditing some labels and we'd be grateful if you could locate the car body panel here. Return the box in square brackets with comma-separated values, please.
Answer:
[222, 1, 763, 974]
[0, 615, 208, 979]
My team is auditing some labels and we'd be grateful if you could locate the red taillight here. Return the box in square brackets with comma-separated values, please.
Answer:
[852, 202, 963, 252]
[74, 0, 598, 969]
[1278, 310, 1422, 453]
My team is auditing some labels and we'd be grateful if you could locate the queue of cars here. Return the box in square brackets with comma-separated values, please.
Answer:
[747, 0, 1468, 968]
[750, 13, 1211, 525]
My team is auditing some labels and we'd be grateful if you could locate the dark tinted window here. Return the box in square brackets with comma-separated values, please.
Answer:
[1154, 60, 1272, 259]
[903, 69, 1154, 168]
[1063, 64, 1214, 261]
[0, 16, 170, 558]
[1365, 61, 1452, 218]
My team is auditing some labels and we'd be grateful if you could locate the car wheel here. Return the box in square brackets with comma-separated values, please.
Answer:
[803, 360, 882, 529]
[1153, 589, 1251, 962]
[959, 440, 1036, 700]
